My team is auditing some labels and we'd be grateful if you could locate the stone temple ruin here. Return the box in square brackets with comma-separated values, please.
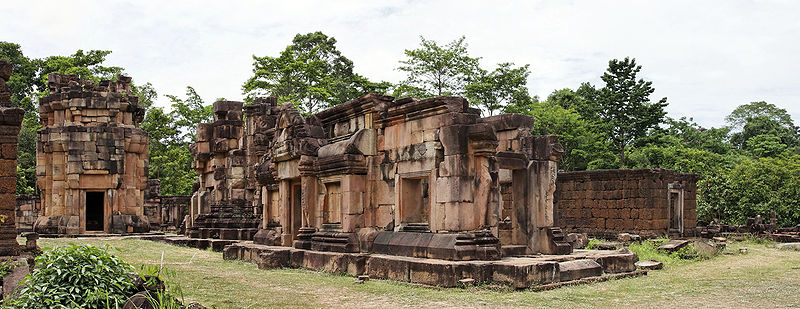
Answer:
[169, 94, 645, 288]
[33, 73, 150, 234]
[188, 95, 571, 257]
[6, 71, 710, 289]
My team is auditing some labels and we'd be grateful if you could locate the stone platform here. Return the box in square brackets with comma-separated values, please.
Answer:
[222, 241, 640, 289]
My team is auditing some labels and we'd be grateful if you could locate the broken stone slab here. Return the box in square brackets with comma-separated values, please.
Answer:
[458, 278, 476, 286]
[657, 239, 689, 252]
[558, 259, 602, 282]
[634, 260, 663, 270]
[617, 233, 641, 243]
[588, 248, 638, 274]
[776, 243, 800, 251]
[594, 241, 624, 250]
[694, 239, 723, 255]
[567, 233, 589, 249]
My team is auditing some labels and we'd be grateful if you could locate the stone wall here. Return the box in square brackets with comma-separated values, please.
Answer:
[0, 61, 24, 256]
[34, 73, 150, 234]
[15, 195, 39, 233]
[554, 169, 698, 238]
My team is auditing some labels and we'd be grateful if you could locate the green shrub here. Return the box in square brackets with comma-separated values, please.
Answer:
[0, 259, 18, 278]
[3, 244, 137, 309]
[584, 238, 603, 249]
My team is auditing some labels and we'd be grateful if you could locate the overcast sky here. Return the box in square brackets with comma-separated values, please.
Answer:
[2, 0, 798, 128]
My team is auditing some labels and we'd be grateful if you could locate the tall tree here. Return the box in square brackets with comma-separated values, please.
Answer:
[142, 86, 214, 195]
[464, 62, 532, 116]
[396, 36, 481, 97]
[726, 101, 794, 131]
[594, 57, 668, 166]
[243, 32, 388, 114]
[165, 86, 213, 143]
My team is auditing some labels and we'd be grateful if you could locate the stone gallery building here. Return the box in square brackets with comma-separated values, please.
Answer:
[33, 74, 150, 234]
[188, 94, 572, 257]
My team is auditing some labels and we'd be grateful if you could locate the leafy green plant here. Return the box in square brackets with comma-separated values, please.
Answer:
[0, 259, 18, 278]
[134, 264, 189, 309]
[584, 238, 603, 249]
[2, 244, 137, 309]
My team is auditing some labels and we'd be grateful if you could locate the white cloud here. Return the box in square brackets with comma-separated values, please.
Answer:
[1, 0, 798, 127]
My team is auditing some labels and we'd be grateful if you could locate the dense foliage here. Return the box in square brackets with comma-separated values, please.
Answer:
[243, 32, 390, 114]
[2, 244, 137, 309]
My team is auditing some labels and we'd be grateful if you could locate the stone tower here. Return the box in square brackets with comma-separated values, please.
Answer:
[34, 73, 150, 234]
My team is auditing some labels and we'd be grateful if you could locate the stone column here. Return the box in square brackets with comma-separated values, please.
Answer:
[0, 61, 24, 256]
[526, 135, 571, 255]
[294, 155, 317, 249]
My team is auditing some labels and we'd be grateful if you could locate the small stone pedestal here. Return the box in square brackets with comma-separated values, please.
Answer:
[294, 227, 316, 249]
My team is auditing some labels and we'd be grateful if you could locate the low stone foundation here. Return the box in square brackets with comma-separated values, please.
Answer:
[223, 241, 638, 289]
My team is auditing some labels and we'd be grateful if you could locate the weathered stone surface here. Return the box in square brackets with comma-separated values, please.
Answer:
[567, 233, 589, 249]
[558, 259, 603, 282]
[34, 73, 149, 235]
[657, 239, 690, 252]
[0, 62, 23, 256]
[492, 260, 559, 288]
[367, 255, 411, 282]
[188, 91, 575, 262]
[554, 169, 699, 238]
[207, 241, 639, 289]
[634, 259, 663, 270]
[589, 248, 638, 274]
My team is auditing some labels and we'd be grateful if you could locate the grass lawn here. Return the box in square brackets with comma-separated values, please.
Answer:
[28, 237, 800, 309]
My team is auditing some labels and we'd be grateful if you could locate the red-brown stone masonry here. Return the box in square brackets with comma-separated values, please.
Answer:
[0, 60, 23, 255]
[554, 169, 698, 238]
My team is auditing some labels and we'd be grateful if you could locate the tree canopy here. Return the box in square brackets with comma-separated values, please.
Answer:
[396, 36, 481, 98]
[243, 31, 389, 114]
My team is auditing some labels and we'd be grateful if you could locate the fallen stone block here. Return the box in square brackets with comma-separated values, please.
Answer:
[634, 260, 663, 270]
[492, 260, 558, 289]
[590, 248, 638, 274]
[558, 259, 602, 282]
[657, 239, 689, 252]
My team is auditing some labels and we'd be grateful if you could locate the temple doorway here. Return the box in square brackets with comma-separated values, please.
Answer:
[86, 191, 105, 231]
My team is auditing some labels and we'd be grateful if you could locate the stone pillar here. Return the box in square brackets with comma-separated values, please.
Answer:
[294, 155, 317, 248]
[279, 180, 292, 246]
[0, 61, 24, 255]
[527, 136, 571, 255]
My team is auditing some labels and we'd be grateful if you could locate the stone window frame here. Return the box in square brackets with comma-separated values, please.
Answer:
[396, 171, 432, 230]
[319, 176, 343, 226]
